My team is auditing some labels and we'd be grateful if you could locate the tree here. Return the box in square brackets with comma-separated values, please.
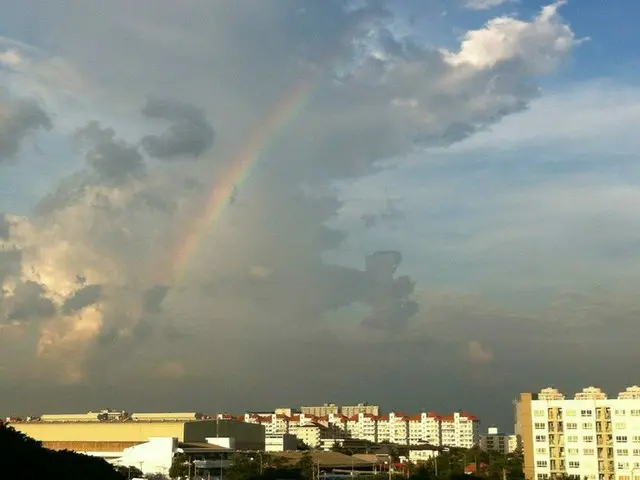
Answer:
[0, 423, 122, 479]
[168, 453, 189, 479]
[330, 443, 350, 454]
[297, 452, 314, 480]
[115, 465, 145, 478]
[297, 440, 311, 451]
[226, 453, 260, 480]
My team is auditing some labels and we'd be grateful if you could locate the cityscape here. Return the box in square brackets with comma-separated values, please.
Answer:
[3, 386, 640, 479]
[0, 0, 637, 479]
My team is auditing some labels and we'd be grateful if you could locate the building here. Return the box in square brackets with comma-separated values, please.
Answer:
[301, 404, 339, 416]
[265, 434, 298, 452]
[9, 411, 264, 476]
[300, 403, 380, 417]
[479, 427, 519, 455]
[297, 424, 326, 449]
[234, 408, 479, 449]
[341, 404, 380, 417]
[440, 412, 480, 449]
[517, 386, 640, 480]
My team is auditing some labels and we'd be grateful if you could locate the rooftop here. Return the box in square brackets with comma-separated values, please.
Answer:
[533, 386, 640, 400]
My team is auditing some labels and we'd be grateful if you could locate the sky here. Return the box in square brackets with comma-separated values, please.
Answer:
[0, 0, 638, 431]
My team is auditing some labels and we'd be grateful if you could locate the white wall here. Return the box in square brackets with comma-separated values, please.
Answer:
[115, 437, 177, 476]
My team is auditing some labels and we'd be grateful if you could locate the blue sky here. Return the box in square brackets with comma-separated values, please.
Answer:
[1, 0, 640, 427]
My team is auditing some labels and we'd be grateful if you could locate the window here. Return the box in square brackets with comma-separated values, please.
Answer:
[617, 449, 629, 456]
[567, 448, 579, 455]
[617, 422, 627, 429]
[633, 436, 640, 443]
[537, 475, 547, 480]
[567, 436, 578, 442]
[536, 460, 548, 468]
[619, 463, 630, 470]
[535, 423, 546, 429]
[567, 422, 578, 430]
[536, 448, 547, 454]
[633, 449, 640, 456]
[583, 422, 594, 429]
[617, 436, 629, 443]
[534, 410, 546, 417]
[631, 410, 640, 417]
[568, 461, 580, 468]
[536, 435, 547, 443]
[616, 410, 626, 416]
[584, 448, 595, 455]
[581, 410, 593, 417]
[583, 436, 594, 442]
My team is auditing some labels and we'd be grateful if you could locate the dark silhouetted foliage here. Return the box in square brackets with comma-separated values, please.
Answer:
[0, 423, 121, 479]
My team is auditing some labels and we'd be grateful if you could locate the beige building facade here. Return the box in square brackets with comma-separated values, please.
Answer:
[10, 414, 264, 453]
[517, 386, 640, 480]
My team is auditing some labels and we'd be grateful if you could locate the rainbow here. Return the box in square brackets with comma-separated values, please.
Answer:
[160, 79, 318, 285]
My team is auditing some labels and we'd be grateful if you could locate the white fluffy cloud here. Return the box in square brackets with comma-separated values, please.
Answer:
[448, 1, 580, 73]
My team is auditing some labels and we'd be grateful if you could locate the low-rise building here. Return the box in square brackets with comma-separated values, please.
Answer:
[9, 411, 264, 476]
[479, 427, 519, 454]
[265, 434, 298, 452]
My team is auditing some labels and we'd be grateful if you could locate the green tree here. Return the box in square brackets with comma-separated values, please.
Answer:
[297, 440, 312, 451]
[226, 453, 260, 480]
[115, 465, 144, 478]
[297, 452, 314, 480]
[168, 453, 189, 479]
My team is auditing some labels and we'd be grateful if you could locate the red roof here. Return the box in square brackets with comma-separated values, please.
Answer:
[465, 463, 488, 473]
[408, 414, 422, 421]
[459, 412, 479, 421]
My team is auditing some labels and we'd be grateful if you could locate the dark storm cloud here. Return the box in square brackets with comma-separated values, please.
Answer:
[6, 280, 56, 321]
[0, 214, 10, 239]
[140, 97, 214, 159]
[361, 251, 419, 331]
[0, 89, 52, 162]
[142, 285, 169, 314]
[74, 121, 145, 180]
[62, 284, 103, 314]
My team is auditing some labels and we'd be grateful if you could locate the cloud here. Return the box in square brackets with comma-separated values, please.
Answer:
[0, 214, 10, 239]
[5, 280, 56, 322]
[467, 340, 494, 363]
[447, 1, 580, 74]
[465, 0, 516, 11]
[0, 1, 588, 417]
[140, 97, 215, 160]
[61, 284, 103, 315]
[0, 88, 52, 162]
[142, 285, 169, 314]
[74, 121, 145, 181]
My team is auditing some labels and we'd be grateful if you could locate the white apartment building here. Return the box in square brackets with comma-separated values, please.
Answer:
[346, 413, 378, 443]
[236, 408, 479, 450]
[441, 412, 480, 449]
[518, 386, 640, 480]
[408, 413, 445, 446]
[479, 427, 519, 454]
